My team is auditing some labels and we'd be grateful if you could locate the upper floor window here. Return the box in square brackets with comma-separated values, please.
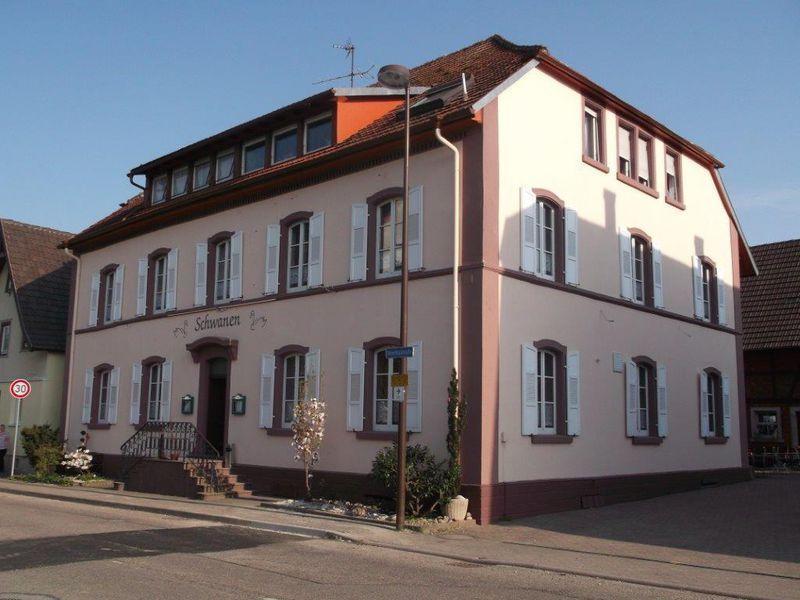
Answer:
[171, 166, 189, 198]
[619, 230, 663, 308]
[89, 264, 123, 327]
[102, 269, 115, 324]
[193, 158, 211, 190]
[665, 149, 682, 206]
[701, 262, 713, 320]
[0, 321, 10, 356]
[618, 125, 633, 178]
[242, 137, 266, 174]
[287, 220, 310, 291]
[617, 120, 656, 195]
[214, 238, 232, 303]
[152, 175, 167, 205]
[272, 125, 298, 164]
[377, 198, 403, 276]
[216, 148, 235, 183]
[582, 100, 606, 171]
[195, 232, 241, 307]
[519, 188, 578, 286]
[282, 353, 306, 426]
[374, 347, 401, 430]
[692, 256, 726, 325]
[631, 235, 648, 305]
[152, 254, 168, 313]
[304, 113, 332, 154]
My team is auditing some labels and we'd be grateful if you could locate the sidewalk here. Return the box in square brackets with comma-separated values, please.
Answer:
[0, 478, 796, 600]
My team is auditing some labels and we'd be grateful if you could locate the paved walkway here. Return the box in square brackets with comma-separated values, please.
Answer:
[0, 474, 797, 600]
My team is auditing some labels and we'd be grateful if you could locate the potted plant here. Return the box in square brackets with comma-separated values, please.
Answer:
[443, 369, 468, 520]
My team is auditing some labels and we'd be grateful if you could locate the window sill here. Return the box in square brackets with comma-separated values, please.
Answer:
[582, 155, 609, 173]
[617, 173, 659, 198]
[665, 195, 685, 210]
[88, 423, 111, 430]
[704, 436, 728, 445]
[631, 435, 663, 445]
[354, 431, 409, 441]
[265, 428, 293, 437]
[531, 434, 573, 444]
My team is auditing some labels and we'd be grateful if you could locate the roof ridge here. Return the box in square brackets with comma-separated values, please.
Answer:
[752, 238, 800, 249]
[0, 218, 73, 237]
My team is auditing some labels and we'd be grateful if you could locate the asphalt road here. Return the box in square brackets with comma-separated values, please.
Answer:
[0, 492, 728, 600]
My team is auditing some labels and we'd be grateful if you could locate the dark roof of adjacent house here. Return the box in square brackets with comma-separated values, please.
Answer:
[742, 238, 800, 351]
[0, 219, 75, 352]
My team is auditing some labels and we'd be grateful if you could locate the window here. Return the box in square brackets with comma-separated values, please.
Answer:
[147, 362, 164, 421]
[214, 238, 232, 303]
[665, 149, 682, 205]
[537, 350, 557, 433]
[637, 363, 650, 433]
[705, 371, 720, 436]
[216, 148, 235, 183]
[618, 125, 633, 177]
[631, 236, 647, 304]
[620, 230, 660, 308]
[5, 274, 13, 294]
[0, 321, 10, 356]
[272, 125, 298, 164]
[152, 175, 167, 205]
[626, 357, 663, 441]
[752, 408, 781, 441]
[304, 113, 332, 153]
[193, 158, 211, 190]
[377, 198, 403, 276]
[617, 120, 656, 194]
[102, 270, 115, 324]
[282, 353, 306, 426]
[171, 166, 189, 197]
[582, 101, 605, 169]
[97, 369, 111, 424]
[374, 348, 402, 430]
[287, 220, 310, 291]
[702, 262, 714, 321]
[637, 134, 652, 187]
[538, 199, 555, 279]
[242, 137, 266, 174]
[152, 254, 167, 313]
[693, 256, 721, 323]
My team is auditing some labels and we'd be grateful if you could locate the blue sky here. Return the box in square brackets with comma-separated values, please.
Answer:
[0, 1, 798, 245]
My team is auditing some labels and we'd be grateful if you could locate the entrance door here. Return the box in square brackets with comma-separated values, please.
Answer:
[205, 357, 228, 454]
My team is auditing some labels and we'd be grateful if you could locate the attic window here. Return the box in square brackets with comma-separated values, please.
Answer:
[410, 75, 472, 117]
[152, 175, 167, 205]
[216, 148, 235, 183]
[273, 126, 298, 164]
[304, 113, 332, 153]
[171, 166, 189, 197]
[242, 137, 266, 174]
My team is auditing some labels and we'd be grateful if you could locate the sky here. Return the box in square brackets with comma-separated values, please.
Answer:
[0, 1, 798, 245]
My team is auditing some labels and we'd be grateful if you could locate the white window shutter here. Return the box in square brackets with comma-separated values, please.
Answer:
[308, 212, 325, 287]
[108, 367, 120, 424]
[259, 354, 275, 428]
[619, 230, 633, 300]
[265, 224, 280, 295]
[136, 259, 148, 316]
[305, 348, 321, 400]
[161, 360, 172, 421]
[130, 362, 142, 425]
[406, 342, 422, 432]
[699, 370, 710, 437]
[565, 208, 579, 286]
[652, 245, 664, 308]
[112, 264, 124, 321]
[692, 255, 704, 318]
[230, 231, 243, 299]
[722, 375, 731, 437]
[625, 360, 639, 437]
[657, 365, 668, 437]
[350, 204, 368, 282]
[82, 368, 93, 424]
[521, 344, 538, 435]
[346, 347, 365, 431]
[166, 248, 178, 310]
[717, 268, 727, 325]
[520, 188, 537, 274]
[408, 186, 423, 271]
[89, 272, 100, 327]
[195, 242, 208, 306]
[566, 351, 580, 436]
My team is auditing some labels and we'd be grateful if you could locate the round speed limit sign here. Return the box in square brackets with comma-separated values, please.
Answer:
[9, 379, 32, 400]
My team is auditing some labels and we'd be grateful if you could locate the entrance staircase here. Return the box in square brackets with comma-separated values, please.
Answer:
[120, 422, 252, 500]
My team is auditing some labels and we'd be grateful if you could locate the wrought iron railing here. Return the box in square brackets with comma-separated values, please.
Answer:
[119, 422, 223, 492]
[749, 446, 800, 472]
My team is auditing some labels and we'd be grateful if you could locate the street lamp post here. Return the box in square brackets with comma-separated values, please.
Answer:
[377, 64, 411, 531]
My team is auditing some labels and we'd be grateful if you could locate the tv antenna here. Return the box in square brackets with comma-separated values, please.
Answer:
[314, 39, 374, 87]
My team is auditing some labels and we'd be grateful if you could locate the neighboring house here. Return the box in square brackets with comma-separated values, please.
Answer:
[0, 219, 74, 471]
[62, 35, 756, 522]
[742, 239, 800, 451]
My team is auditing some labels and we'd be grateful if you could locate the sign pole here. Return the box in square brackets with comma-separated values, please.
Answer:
[8, 378, 32, 478]
[10, 397, 21, 478]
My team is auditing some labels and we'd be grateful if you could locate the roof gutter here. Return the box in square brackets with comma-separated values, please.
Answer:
[128, 173, 146, 191]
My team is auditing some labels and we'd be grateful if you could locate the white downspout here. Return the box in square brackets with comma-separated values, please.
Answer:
[435, 127, 461, 376]
[63, 247, 81, 445]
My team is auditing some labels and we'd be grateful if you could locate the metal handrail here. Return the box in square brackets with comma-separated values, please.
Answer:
[749, 445, 800, 472]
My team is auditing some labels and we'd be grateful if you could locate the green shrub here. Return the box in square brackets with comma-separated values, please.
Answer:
[371, 443, 447, 517]
[14, 472, 72, 485]
[33, 445, 63, 476]
[20, 425, 59, 471]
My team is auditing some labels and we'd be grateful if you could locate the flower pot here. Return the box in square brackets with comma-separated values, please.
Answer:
[444, 495, 469, 521]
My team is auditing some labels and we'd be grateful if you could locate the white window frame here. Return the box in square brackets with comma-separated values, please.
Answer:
[241, 136, 266, 175]
[376, 198, 404, 278]
[631, 236, 646, 305]
[702, 262, 713, 322]
[152, 254, 168, 314]
[583, 105, 600, 161]
[618, 125, 633, 178]
[287, 220, 310, 292]
[215, 148, 235, 183]
[637, 363, 650, 434]
[214, 239, 232, 304]
[97, 369, 111, 424]
[271, 125, 298, 165]
[0, 322, 10, 356]
[537, 198, 556, 281]
[373, 348, 401, 431]
[147, 363, 164, 422]
[637, 134, 653, 187]
[151, 174, 167, 205]
[193, 157, 211, 190]
[303, 112, 333, 154]
[282, 353, 306, 427]
[665, 148, 680, 201]
[751, 407, 782, 442]
[171, 166, 189, 198]
[103, 270, 115, 324]
[537, 350, 557, 434]
[706, 371, 719, 436]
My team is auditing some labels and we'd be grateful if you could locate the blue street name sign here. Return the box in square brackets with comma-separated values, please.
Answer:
[385, 346, 414, 359]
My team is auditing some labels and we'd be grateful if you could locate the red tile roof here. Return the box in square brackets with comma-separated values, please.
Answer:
[742, 239, 800, 351]
[0, 219, 75, 352]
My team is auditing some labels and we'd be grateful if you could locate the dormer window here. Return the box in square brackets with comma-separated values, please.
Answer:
[242, 137, 266, 174]
[171, 166, 189, 197]
[152, 175, 167, 205]
[193, 158, 211, 190]
[272, 125, 298, 164]
[216, 148, 235, 183]
[304, 113, 332, 154]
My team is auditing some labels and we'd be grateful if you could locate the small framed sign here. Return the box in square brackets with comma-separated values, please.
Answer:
[231, 393, 246, 416]
[181, 394, 195, 415]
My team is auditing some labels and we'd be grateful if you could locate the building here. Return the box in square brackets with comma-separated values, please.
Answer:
[0, 219, 74, 471]
[742, 239, 800, 453]
[61, 35, 756, 522]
